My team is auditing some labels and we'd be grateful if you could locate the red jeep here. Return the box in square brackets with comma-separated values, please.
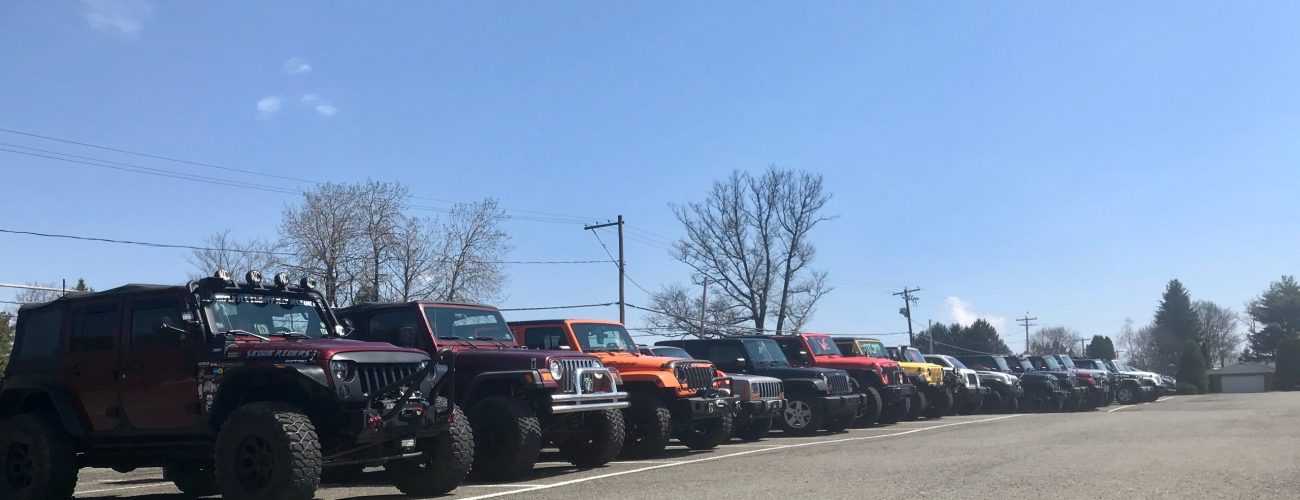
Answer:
[762, 333, 916, 424]
[0, 271, 471, 499]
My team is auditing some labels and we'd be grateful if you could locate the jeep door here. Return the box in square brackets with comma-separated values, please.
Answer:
[118, 296, 204, 430]
[63, 300, 124, 433]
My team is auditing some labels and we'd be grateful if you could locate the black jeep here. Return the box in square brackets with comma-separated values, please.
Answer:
[639, 345, 786, 442]
[1023, 355, 1090, 411]
[960, 355, 1068, 413]
[0, 271, 471, 500]
[656, 338, 866, 436]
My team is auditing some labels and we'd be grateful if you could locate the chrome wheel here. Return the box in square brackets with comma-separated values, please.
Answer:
[783, 400, 813, 429]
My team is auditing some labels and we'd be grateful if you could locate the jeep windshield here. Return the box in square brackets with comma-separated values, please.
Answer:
[946, 356, 970, 370]
[743, 339, 791, 366]
[423, 306, 514, 342]
[651, 346, 692, 359]
[903, 348, 927, 364]
[205, 293, 328, 338]
[857, 340, 887, 358]
[805, 336, 841, 356]
[1057, 356, 1077, 369]
[572, 323, 636, 352]
[1033, 356, 1062, 371]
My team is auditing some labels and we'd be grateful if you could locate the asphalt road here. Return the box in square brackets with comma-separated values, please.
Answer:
[74, 392, 1300, 499]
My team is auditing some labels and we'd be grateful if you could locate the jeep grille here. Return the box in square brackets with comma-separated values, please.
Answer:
[555, 357, 601, 393]
[358, 363, 421, 396]
[753, 380, 783, 399]
[826, 372, 853, 395]
[888, 367, 906, 386]
[673, 362, 717, 391]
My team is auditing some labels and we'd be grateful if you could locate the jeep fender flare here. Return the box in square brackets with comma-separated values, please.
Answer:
[0, 386, 87, 437]
[617, 371, 680, 389]
[459, 371, 542, 408]
[207, 364, 332, 430]
[850, 370, 885, 390]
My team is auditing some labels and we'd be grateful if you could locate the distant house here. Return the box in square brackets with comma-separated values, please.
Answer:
[1209, 362, 1275, 393]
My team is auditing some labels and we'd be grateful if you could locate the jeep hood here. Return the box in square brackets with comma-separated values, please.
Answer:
[758, 365, 847, 379]
[229, 338, 427, 359]
[810, 356, 895, 372]
[453, 347, 596, 371]
[591, 351, 709, 372]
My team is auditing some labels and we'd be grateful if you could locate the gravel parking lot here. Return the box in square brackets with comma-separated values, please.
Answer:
[74, 392, 1300, 499]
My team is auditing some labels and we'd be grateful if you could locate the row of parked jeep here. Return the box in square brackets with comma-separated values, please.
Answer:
[0, 270, 1178, 499]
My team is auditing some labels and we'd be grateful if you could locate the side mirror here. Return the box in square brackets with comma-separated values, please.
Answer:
[397, 326, 419, 346]
[339, 318, 356, 337]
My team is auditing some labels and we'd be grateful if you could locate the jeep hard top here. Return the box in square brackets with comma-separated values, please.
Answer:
[835, 339, 949, 420]
[762, 333, 915, 424]
[510, 319, 737, 457]
[656, 337, 866, 435]
[922, 354, 991, 415]
[337, 301, 628, 479]
[0, 270, 470, 500]
[638, 344, 786, 441]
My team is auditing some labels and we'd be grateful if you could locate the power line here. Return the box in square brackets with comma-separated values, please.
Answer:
[893, 287, 921, 345]
[0, 228, 614, 265]
[1017, 313, 1038, 355]
[498, 302, 617, 312]
[0, 131, 597, 225]
[927, 338, 1005, 356]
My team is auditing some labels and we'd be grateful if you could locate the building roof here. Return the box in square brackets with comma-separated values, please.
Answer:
[1209, 361, 1275, 376]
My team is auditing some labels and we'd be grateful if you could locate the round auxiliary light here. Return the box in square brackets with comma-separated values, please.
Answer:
[273, 272, 291, 288]
[214, 269, 233, 282]
[300, 277, 318, 290]
[245, 270, 264, 286]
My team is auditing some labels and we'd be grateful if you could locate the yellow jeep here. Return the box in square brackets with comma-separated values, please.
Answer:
[832, 337, 951, 420]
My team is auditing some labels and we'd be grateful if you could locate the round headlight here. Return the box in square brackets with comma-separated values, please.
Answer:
[590, 359, 602, 368]
[549, 360, 564, 378]
[819, 372, 829, 382]
[418, 360, 430, 372]
[330, 360, 354, 381]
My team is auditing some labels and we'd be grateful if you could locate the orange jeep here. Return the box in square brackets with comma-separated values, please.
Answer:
[510, 319, 738, 458]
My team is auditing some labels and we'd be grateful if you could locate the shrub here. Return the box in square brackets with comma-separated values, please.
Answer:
[1176, 340, 1208, 394]
[1275, 337, 1300, 390]
[1209, 375, 1222, 393]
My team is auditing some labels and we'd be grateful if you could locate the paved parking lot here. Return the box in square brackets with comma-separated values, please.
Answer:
[75, 392, 1300, 499]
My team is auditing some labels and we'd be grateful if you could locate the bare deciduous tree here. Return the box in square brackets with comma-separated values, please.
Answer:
[1195, 300, 1241, 369]
[385, 215, 440, 302]
[187, 230, 281, 279]
[1028, 326, 1081, 356]
[431, 199, 511, 303]
[280, 182, 364, 306]
[660, 167, 833, 335]
[646, 281, 752, 336]
[1118, 318, 1160, 371]
[356, 181, 408, 303]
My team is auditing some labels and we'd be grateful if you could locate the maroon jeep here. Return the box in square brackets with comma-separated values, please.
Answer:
[0, 271, 471, 500]
[338, 301, 628, 480]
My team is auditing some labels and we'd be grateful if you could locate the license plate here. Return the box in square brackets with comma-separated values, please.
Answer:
[401, 438, 416, 448]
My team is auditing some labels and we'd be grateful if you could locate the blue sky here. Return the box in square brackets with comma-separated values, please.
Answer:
[2, 2, 1298, 352]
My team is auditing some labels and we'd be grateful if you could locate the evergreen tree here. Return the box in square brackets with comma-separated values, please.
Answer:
[0, 312, 14, 374]
[1153, 279, 1202, 372]
[1176, 339, 1208, 394]
[72, 278, 90, 292]
[1085, 335, 1117, 359]
[1275, 337, 1300, 390]
[1244, 276, 1300, 360]
[920, 320, 1012, 356]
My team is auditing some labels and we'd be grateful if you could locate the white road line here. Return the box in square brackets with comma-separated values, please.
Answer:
[1156, 396, 1174, 402]
[456, 414, 1025, 500]
[464, 484, 549, 488]
[75, 481, 172, 495]
[607, 460, 680, 464]
[1107, 404, 1138, 412]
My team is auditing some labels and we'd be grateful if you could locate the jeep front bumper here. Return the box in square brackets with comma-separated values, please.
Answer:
[958, 386, 990, 403]
[549, 367, 630, 414]
[881, 383, 917, 404]
[817, 393, 867, 419]
[738, 398, 786, 420]
[674, 395, 740, 421]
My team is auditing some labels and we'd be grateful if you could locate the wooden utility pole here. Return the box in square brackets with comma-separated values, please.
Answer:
[893, 287, 921, 345]
[584, 215, 625, 323]
[1017, 313, 1038, 355]
[699, 276, 708, 337]
[927, 319, 934, 354]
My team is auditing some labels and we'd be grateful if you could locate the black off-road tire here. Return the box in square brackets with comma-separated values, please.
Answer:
[164, 460, 219, 496]
[0, 414, 78, 500]
[853, 387, 882, 427]
[561, 409, 625, 468]
[735, 417, 773, 442]
[984, 389, 1003, 414]
[823, 413, 855, 433]
[677, 413, 733, 450]
[1115, 384, 1140, 405]
[923, 388, 952, 419]
[963, 394, 984, 414]
[1003, 395, 1020, 413]
[319, 464, 365, 484]
[386, 402, 474, 496]
[468, 396, 542, 481]
[904, 391, 927, 421]
[878, 396, 910, 424]
[779, 394, 826, 436]
[620, 393, 673, 458]
[214, 402, 321, 500]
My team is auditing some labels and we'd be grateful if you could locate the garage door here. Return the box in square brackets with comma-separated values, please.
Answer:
[1221, 375, 1266, 393]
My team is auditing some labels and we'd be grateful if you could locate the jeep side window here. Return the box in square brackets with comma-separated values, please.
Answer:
[71, 305, 117, 352]
[775, 340, 806, 363]
[12, 305, 63, 363]
[706, 344, 747, 371]
[130, 303, 184, 348]
[523, 327, 568, 350]
[368, 310, 427, 349]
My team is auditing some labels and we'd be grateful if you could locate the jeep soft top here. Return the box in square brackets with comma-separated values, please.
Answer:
[0, 271, 471, 499]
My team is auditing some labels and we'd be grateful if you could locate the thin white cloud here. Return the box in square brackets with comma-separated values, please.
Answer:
[945, 296, 1007, 331]
[300, 94, 337, 117]
[255, 96, 283, 119]
[282, 57, 312, 75]
[83, 0, 153, 37]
